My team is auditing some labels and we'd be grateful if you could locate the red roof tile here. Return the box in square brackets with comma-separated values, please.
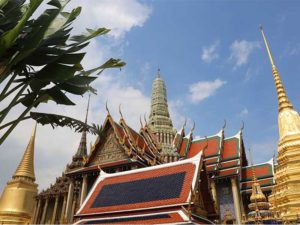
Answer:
[188, 137, 221, 158]
[77, 152, 203, 216]
[216, 168, 239, 177]
[222, 137, 240, 161]
[241, 161, 274, 182]
[75, 211, 187, 224]
[240, 177, 275, 191]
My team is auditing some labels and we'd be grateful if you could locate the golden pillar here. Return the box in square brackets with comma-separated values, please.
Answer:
[0, 125, 38, 224]
[210, 180, 220, 216]
[260, 26, 300, 222]
[40, 198, 49, 224]
[80, 175, 88, 205]
[231, 177, 242, 224]
[65, 180, 74, 223]
[51, 196, 59, 224]
[32, 198, 41, 224]
[60, 195, 67, 224]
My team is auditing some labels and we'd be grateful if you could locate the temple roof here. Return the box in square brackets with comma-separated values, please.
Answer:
[240, 158, 275, 193]
[77, 152, 203, 216]
[176, 127, 245, 179]
[74, 151, 213, 224]
[66, 113, 161, 175]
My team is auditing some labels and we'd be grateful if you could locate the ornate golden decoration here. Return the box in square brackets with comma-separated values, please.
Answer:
[260, 25, 300, 222]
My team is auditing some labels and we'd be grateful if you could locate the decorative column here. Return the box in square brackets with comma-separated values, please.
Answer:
[32, 198, 41, 224]
[70, 196, 77, 223]
[64, 180, 74, 223]
[231, 177, 241, 224]
[60, 194, 67, 224]
[51, 195, 59, 224]
[80, 175, 88, 205]
[210, 180, 220, 213]
[40, 198, 49, 224]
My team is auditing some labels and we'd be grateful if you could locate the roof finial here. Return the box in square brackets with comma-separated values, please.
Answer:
[157, 67, 160, 78]
[105, 101, 110, 115]
[191, 120, 196, 133]
[119, 104, 124, 119]
[260, 25, 293, 112]
[222, 119, 227, 130]
[248, 148, 257, 182]
[84, 94, 91, 124]
[139, 115, 144, 128]
[183, 118, 187, 128]
[240, 120, 245, 132]
[144, 113, 148, 126]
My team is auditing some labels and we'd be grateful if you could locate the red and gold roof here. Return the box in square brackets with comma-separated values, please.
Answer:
[74, 151, 214, 224]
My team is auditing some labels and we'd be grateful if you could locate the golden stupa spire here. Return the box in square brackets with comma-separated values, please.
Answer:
[0, 123, 38, 224]
[259, 25, 293, 112]
[13, 123, 37, 181]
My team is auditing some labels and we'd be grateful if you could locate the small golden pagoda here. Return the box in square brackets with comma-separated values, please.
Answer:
[0, 124, 38, 224]
[246, 149, 274, 224]
[260, 26, 300, 222]
[223, 206, 234, 224]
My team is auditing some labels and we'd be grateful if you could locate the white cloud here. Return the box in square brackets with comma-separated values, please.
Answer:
[66, 0, 152, 39]
[230, 40, 260, 68]
[188, 79, 226, 104]
[239, 107, 249, 117]
[201, 41, 219, 63]
[251, 141, 277, 163]
[0, 0, 153, 192]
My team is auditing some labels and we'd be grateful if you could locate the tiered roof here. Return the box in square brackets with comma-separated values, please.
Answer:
[175, 126, 245, 179]
[240, 159, 275, 194]
[74, 152, 215, 224]
[174, 125, 275, 194]
[66, 113, 162, 176]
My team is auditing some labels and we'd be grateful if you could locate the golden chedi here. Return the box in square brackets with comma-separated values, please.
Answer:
[223, 206, 234, 224]
[0, 125, 38, 224]
[260, 26, 300, 222]
[247, 150, 274, 224]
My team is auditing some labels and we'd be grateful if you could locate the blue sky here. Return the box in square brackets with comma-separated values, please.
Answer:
[116, 0, 300, 160]
[1, 0, 300, 191]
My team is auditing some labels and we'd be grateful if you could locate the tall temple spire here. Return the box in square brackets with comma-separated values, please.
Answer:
[260, 25, 300, 139]
[75, 95, 90, 157]
[148, 69, 176, 157]
[13, 123, 37, 181]
[0, 124, 38, 224]
[261, 26, 300, 222]
[260, 25, 293, 112]
[68, 96, 90, 170]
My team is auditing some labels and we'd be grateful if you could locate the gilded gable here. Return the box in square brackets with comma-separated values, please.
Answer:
[87, 127, 130, 166]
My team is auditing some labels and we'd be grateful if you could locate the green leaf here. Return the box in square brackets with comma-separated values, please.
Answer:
[0, 0, 43, 56]
[30, 111, 102, 135]
[56, 53, 85, 65]
[45, 86, 75, 105]
[70, 27, 110, 44]
[35, 63, 77, 82]
[79, 58, 126, 77]
[67, 75, 97, 85]
[58, 83, 90, 95]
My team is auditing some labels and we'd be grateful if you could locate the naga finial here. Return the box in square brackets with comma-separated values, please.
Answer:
[105, 101, 110, 115]
[222, 119, 227, 130]
[119, 104, 124, 119]
[183, 118, 187, 128]
[139, 115, 144, 128]
[191, 120, 196, 133]
[240, 120, 245, 132]
[144, 113, 148, 126]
